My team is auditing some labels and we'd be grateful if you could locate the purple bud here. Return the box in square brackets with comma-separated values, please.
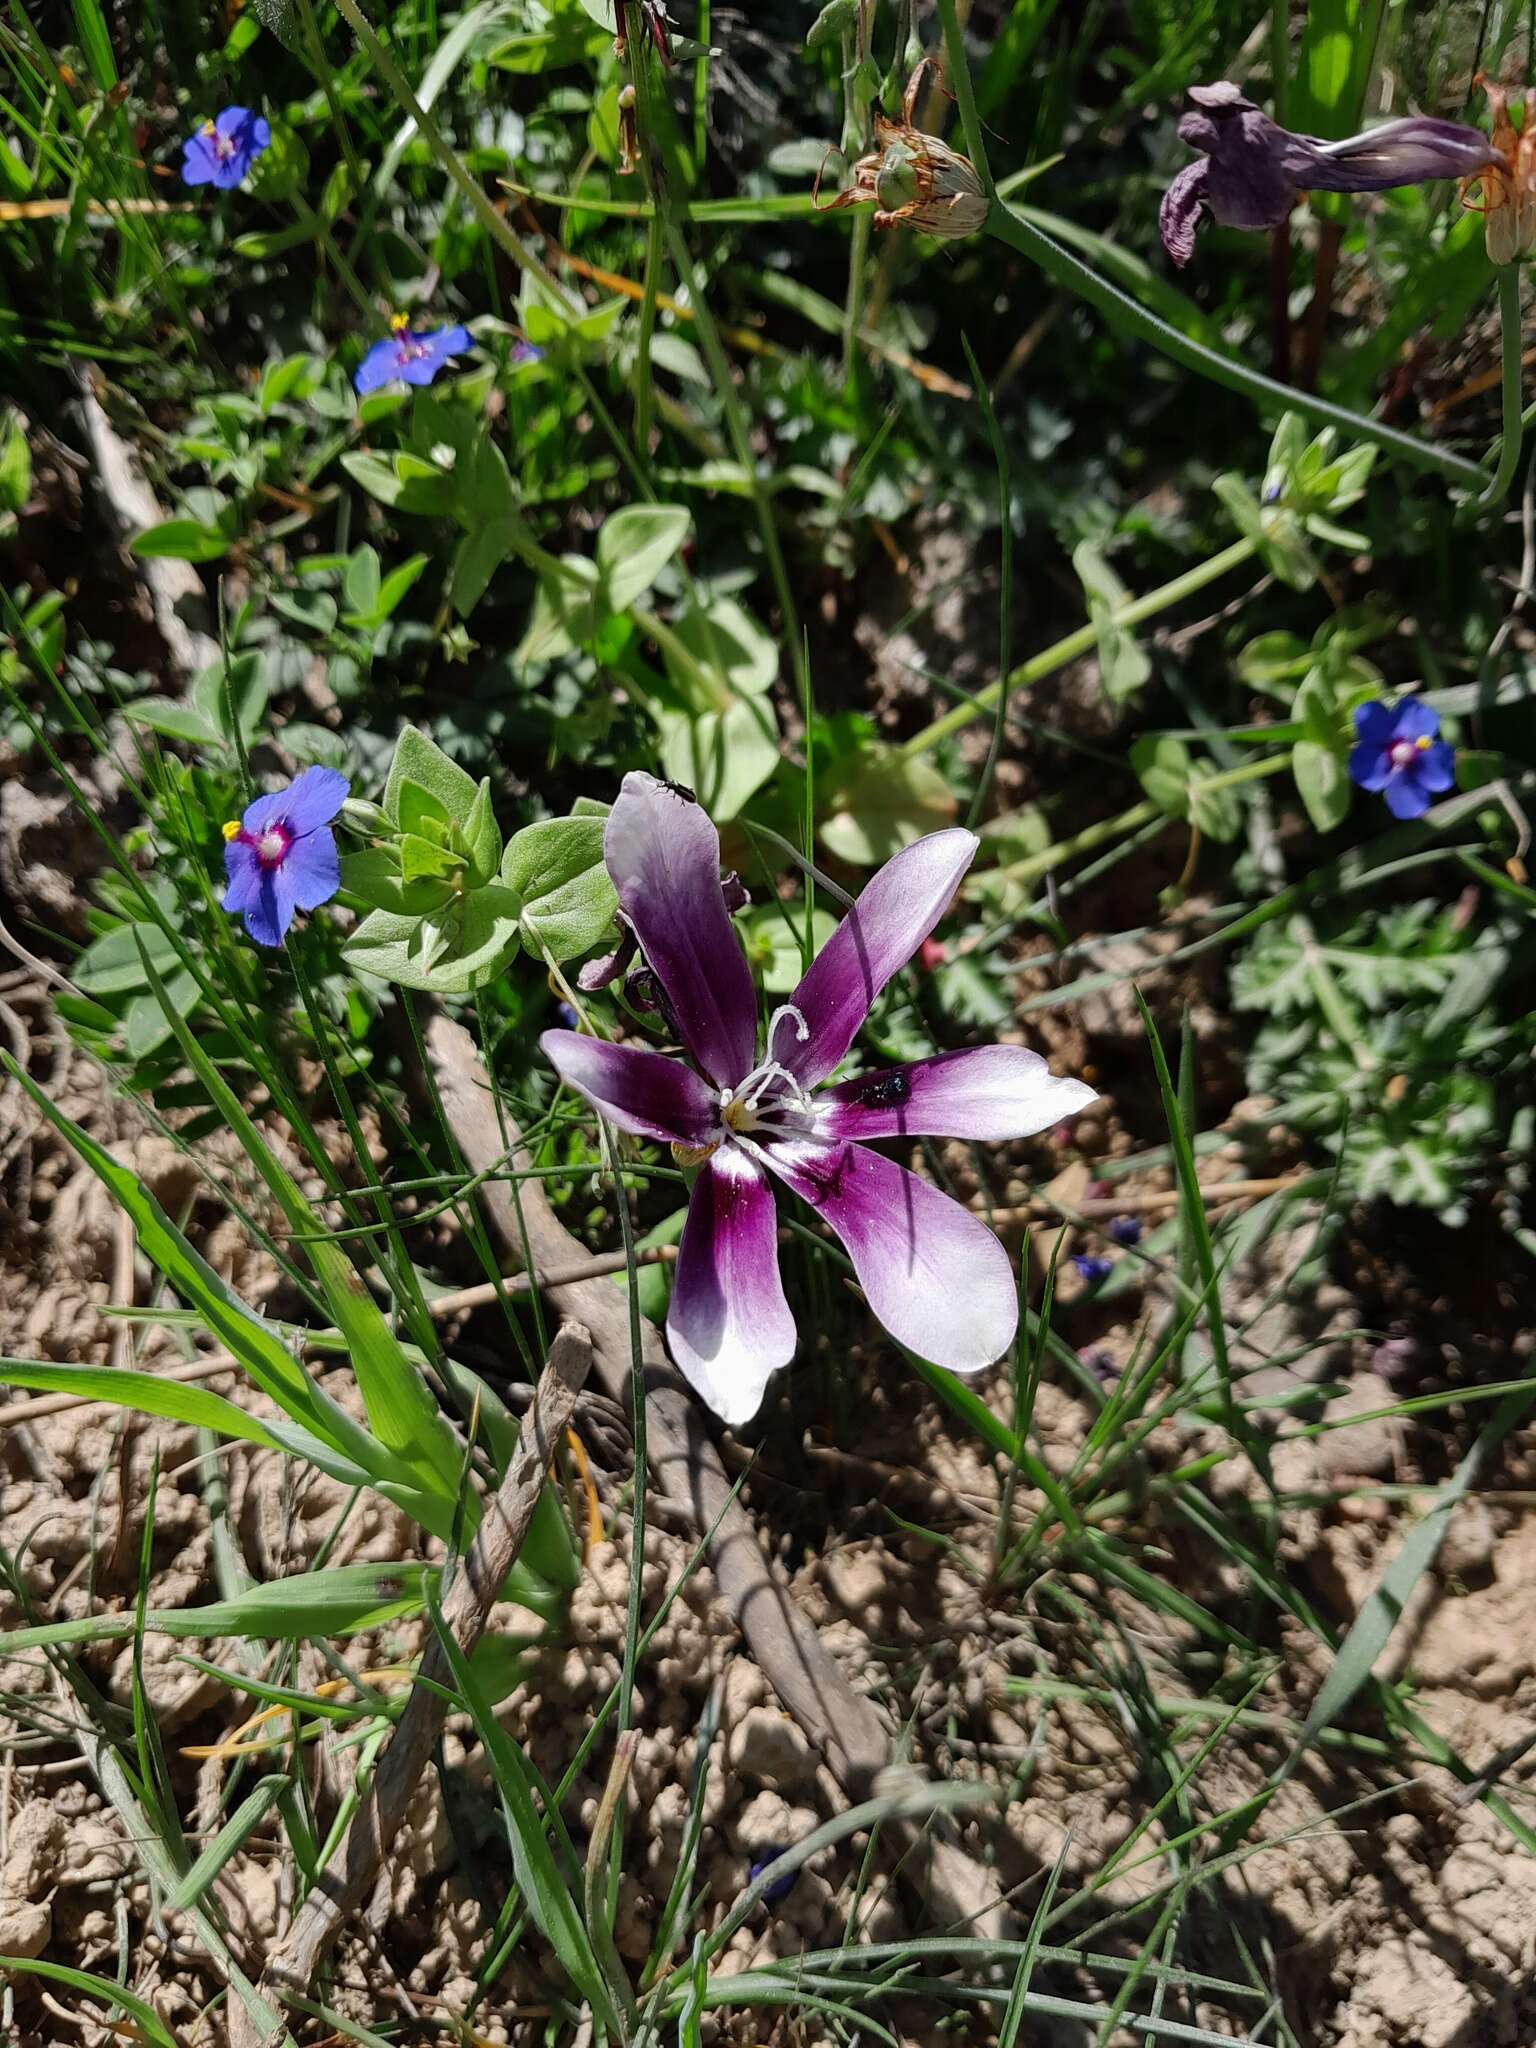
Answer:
[1107, 1215, 1142, 1247]
[577, 914, 639, 992]
[554, 1000, 579, 1030]
[748, 1849, 798, 1905]
[1071, 1254, 1113, 1286]
[1081, 1347, 1120, 1386]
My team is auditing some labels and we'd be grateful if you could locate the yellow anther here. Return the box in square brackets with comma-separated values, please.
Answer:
[222, 819, 242, 841]
[390, 311, 411, 333]
[1416, 733, 1433, 751]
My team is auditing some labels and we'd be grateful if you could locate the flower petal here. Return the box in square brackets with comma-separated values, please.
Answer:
[355, 339, 402, 395]
[1159, 159, 1210, 267]
[765, 1137, 1017, 1374]
[241, 766, 348, 840]
[1352, 699, 1396, 748]
[180, 136, 218, 185]
[283, 765, 350, 834]
[221, 840, 262, 916]
[1388, 697, 1441, 744]
[284, 826, 341, 913]
[540, 1028, 721, 1147]
[780, 829, 977, 1088]
[1306, 116, 1499, 191]
[604, 772, 758, 1089]
[1384, 772, 1433, 821]
[1416, 740, 1456, 793]
[1348, 741, 1391, 792]
[818, 1044, 1096, 1143]
[667, 1148, 796, 1425]
[240, 863, 299, 948]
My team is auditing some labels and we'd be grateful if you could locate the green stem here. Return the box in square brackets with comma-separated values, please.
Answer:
[1479, 264, 1525, 509]
[902, 537, 1258, 757]
[930, 0, 1488, 494]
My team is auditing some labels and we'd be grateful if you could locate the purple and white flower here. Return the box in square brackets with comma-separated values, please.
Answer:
[221, 766, 349, 948]
[542, 773, 1096, 1426]
[1348, 698, 1455, 821]
[181, 107, 270, 189]
[355, 320, 474, 395]
[1161, 82, 1499, 267]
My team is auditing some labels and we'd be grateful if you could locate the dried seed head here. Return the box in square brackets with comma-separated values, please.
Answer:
[815, 61, 988, 241]
[1466, 75, 1536, 262]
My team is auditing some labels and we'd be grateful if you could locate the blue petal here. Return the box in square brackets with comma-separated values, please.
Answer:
[241, 864, 300, 948]
[221, 839, 262, 914]
[1390, 697, 1440, 744]
[215, 105, 256, 138]
[280, 765, 350, 834]
[1415, 740, 1456, 793]
[1348, 741, 1390, 792]
[181, 136, 218, 185]
[284, 827, 341, 913]
[354, 338, 403, 394]
[1383, 771, 1432, 821]
[1352, 700, 1395, 748]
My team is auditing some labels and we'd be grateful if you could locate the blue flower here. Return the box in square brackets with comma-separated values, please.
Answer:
[1348, 698, 1455, 821]
[1107, 1215, 1142, 1247]
[221, 767, 349, 948]
[1071, 1254, 1112, 1286]
[355, 320, 473, 395]
[182, 107, 270, 190]
[748, 1849, 798, 1906]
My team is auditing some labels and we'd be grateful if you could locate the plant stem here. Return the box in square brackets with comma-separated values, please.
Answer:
[1479, 263, 1525, 509]
[901, 537, 1258, 757]
[964, 332, 1011, 829]
[929, 0, 1489, 493]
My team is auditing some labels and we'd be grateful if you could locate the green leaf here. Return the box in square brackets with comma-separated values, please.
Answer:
[596, 503, 690, 611]
[383, 725, 481, 830]
[2, 1562, 435, 1652]
[0, 1054, 384, 1478]
[0, 408, 32, 516]
[74, 922, 182, 997]
[0, 1358, 292, 1454]
[463, 778, 503, 884]
[344, 886, 525, 994]
[819, 746, 956, 865]
[1293, 740, 1351, 832]
[502, 816, 618, 960]
[426, 1581, 621, 2034]
[663, 593, 778, 704]
[451, 519, 519, 616]
[130, 518, 231, 563]
[142, 944, 468, 1513]
[1073, 541, 1151, 702]
[1130, 733, 1193, 819]
[340, 450, 456, 518]
[743, 903, 836, 994]
[660, 696, 780, 824]
[0, 1959, 178, 2048]
[516, 558, 602, 663]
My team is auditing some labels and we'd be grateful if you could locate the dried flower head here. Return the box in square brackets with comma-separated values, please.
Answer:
[1463, 76, 1536, 262]
[817, 62, 988, 241]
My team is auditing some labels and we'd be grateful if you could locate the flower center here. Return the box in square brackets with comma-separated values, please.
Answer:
[719, 1005, 816, 1140]
[203, 121, 238, 162]
[1388, 736, 1431, 770]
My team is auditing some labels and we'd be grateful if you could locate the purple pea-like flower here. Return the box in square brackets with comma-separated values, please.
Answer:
[1348, 698, 1455, 821]
[181, 107, 271, 190]
[1071, 1254, 1113, 1286]
[1107, 1214, 1142, 1247]
[542, 774, 1096, 1426]
[1160, 81, 1500, 266]
[355, 320, 474, 396]
[221, 766, 349, 948]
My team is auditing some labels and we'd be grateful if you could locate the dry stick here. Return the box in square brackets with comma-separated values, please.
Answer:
[424, 1013, 1006, 1938]
[238, 1327, 591, 2041]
